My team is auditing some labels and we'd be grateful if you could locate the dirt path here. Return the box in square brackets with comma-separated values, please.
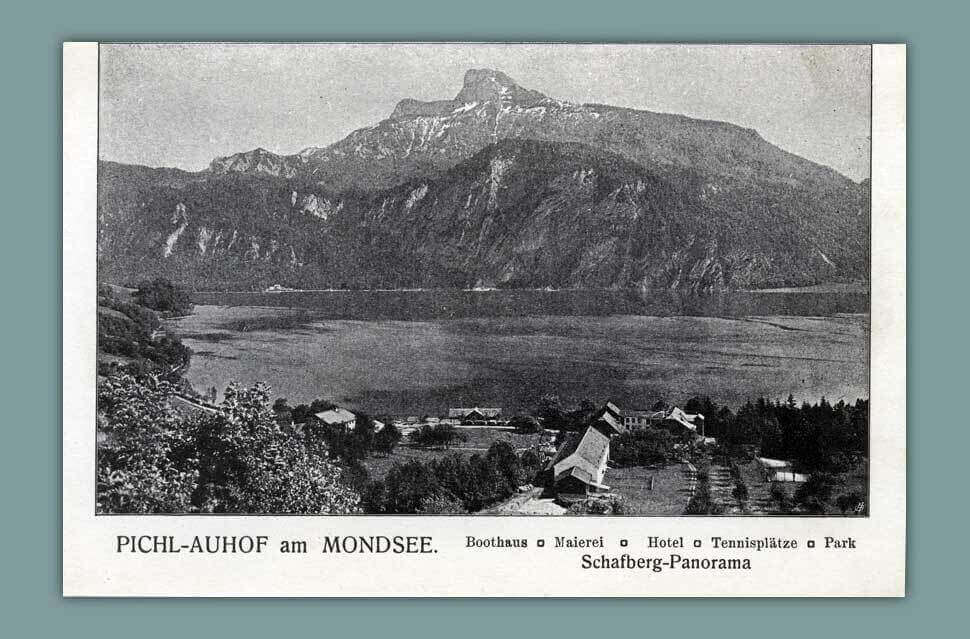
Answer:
[682, 461, 698, 507]
[484, 487, 566, 515]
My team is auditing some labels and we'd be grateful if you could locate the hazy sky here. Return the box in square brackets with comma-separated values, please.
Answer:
[99, 43, 871, 181]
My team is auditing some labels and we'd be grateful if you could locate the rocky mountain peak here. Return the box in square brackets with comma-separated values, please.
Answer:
[209, 147, 300, 178]
[455, 68, 546, 105]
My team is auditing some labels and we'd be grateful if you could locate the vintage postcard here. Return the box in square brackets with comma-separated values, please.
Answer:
[63, 42, 905, 596]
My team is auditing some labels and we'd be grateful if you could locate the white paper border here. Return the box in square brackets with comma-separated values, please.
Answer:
[63, 43, 906, 597]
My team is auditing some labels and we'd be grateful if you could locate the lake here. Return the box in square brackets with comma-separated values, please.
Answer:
[190, 288, 869, 320]
[170, 289, 869, 416]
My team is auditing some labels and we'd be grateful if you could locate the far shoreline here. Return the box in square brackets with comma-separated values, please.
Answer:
[187, 282, 871, 295]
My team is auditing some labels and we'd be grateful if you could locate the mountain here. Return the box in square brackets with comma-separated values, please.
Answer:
[211, 68, 855, 193]
[99, 69, 869, 291]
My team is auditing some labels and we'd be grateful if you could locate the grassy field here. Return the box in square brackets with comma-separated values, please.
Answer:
[603, 463, 693, 515]
[170, 305, 869, 415]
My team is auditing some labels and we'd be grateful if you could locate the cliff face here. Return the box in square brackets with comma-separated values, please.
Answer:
[98, 139, 868, 291]
[99, 68, 869, 291]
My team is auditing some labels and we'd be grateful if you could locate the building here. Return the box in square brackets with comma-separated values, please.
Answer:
[545, 401, 633, 498]
[663, 407, 705, 434]
[768, 471, 810, 483]
[447, 407, 502, 423]
[754, 457, 808, 482]
[602, 401, 623, 421]
[591, 410, 626, 437]
[313, 407, 357, 430]
[620, 408, 658, 431]
[547, 426, 612, 496]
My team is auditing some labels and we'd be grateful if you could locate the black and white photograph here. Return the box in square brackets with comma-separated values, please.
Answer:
[94, 43, 873, 517]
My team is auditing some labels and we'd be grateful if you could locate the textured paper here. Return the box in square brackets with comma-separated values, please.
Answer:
[63, 43, 905, 597]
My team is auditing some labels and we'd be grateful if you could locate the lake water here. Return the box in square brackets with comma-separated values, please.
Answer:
[171, 289, 869, 416]
[191, 288, 869, 320]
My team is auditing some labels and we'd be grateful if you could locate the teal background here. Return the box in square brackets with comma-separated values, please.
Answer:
[2, 0, 961, 635]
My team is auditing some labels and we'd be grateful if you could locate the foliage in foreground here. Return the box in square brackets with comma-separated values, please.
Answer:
[97, 373, 360, 514]
[364, 443, 544, 514]
[566, 494, 629, 515]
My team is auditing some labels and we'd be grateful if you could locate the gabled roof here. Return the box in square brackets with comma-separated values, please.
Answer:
[592, 410, 625, 436]
[553, 426, 610, 485]
[314, 407, 356, 425]
[663, 407, 704, 431]
[448, 407, 501, 418]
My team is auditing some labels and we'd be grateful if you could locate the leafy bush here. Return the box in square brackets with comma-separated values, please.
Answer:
[835, 491, 866, 515]
[97, 373, 361, 514]
[134, 277, 194, 316]
[732, 481, 749, 507]
[365, 442, 537, 514]
[770, 483, 795, 513]
[508, 414, 541, 433]
[685, 466, 724, 515]
[567, 494, 628, 515]
[409, 423, 467, 448]
[96, 374, 198, 513]
[417, 494, 467, 514]
[373, 423, 403, 456]
[794, 472, 837, 513]
[610, 429, 676, 467]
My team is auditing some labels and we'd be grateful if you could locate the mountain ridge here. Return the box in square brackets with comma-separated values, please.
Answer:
[98, 68, 869, 292]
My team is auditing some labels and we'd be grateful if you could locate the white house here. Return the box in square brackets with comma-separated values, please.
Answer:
[313, 407, 357, 430]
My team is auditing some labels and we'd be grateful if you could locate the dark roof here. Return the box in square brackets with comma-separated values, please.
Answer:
[448, 407, 502, 418]
[545, 432, 582, 471]
[604, 401, 623, 418]
[592, 411, 625, 436]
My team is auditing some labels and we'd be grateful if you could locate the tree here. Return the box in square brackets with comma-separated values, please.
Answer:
[563, 399, 597, 432]
[418, 494, 467, 514]
[794, 472, 837, 514]
[732, 481, 749, 508]
[486, 441, 524, 488]
[770, 484, 795, 513]
[134, 277, 194, 316]
[835, 492, 866, 515]
[374, 423, 403, 457]
[409, 424, 467, 449]
[271, 397, 292, 425]
[535, 394, 565, 429]
[610, 429, 675, 467]
[96, 373, 198, 513]
[508, 414, 541, 433]
[190, 382, 360, 513]
[378, 460, 441, 513]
